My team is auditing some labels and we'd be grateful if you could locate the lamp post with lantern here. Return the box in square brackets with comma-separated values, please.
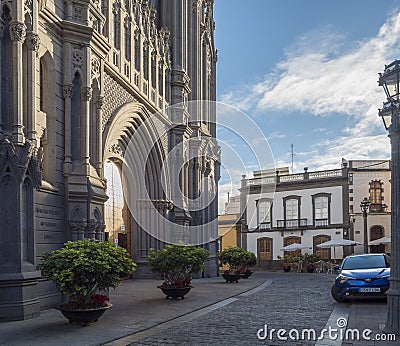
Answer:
[360, 197, 370, 254]
[378, 60, 400, 333]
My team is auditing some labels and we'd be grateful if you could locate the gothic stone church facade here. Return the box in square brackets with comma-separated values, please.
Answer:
[0, 0, 219, 321]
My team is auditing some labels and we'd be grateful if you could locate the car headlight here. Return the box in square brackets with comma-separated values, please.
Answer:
[339, 275, 352, 284]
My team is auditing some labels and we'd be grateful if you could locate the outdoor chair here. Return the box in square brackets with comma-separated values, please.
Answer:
[315, 260, 326, 273]
[326, 261, 335, 274]
[296, 260, 303, 273]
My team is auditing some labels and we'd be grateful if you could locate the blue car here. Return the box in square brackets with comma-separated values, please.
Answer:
[331, 253, 390, 302]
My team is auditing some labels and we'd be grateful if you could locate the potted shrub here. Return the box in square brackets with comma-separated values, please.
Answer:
[302, 253, 321, 273]
[218, 247, 248, 282]
[277, 254, 294, 272]
[240, 250, 257, 278]
[147, 244, 209, 299]
[38, 239, 136, 326]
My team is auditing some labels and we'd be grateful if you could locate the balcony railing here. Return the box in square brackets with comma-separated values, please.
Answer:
[277, 218, 308, 229]
[315, 218, 329, 227]
[258, 222, 272, 231]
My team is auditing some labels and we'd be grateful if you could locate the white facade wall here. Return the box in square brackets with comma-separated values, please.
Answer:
[348, 161, 391, 254]
[245, 184, 345, 260]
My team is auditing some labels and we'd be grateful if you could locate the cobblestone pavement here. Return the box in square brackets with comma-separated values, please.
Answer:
[129, 272, 336, 346]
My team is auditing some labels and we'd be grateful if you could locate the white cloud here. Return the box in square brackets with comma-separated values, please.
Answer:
[217, 10, 398, 210]
[267, 131, 287, 141]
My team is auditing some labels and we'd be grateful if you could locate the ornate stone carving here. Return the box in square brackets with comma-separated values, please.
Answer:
[192, 0, 202, 13]
[63, 84, 73, 99]
[112, 0, 120, 14]
[38, 0, 48, 11]
[206, 48, 211, 77]
[81, 87, 92, 101]
[26, 33, 40, 52]
[0, 139, 42, 188]
[72, 49, 84, 67]
[9, 22, 26, 42]
[91, 56, 100, 79]
[25, 0, 33, 8]
[91, 0, 101, 9]
[102, 72, 137, 130]
[1, 175, 14, 186]
[96, 96, 104, 110]
[74, 5, 84, 22]
[109, 143, 122, 156]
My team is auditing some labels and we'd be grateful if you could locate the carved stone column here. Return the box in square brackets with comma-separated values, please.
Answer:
[81, 86, 92, 171]
[96, 95, 104, 173]
[63, 83, 73, 176]
[25, 33, 40, 142]
[9, 21, 26, 144]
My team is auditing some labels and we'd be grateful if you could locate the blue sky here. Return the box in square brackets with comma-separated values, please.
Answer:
[213, 0, 400, 212]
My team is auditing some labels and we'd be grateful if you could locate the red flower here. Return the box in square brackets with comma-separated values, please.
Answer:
[90, 293, 109, 305]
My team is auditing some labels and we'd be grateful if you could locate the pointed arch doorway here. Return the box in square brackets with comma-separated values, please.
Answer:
[104, 160, 129, 250]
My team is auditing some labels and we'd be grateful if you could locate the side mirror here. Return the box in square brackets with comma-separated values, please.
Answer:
[333, 265, 340, 271]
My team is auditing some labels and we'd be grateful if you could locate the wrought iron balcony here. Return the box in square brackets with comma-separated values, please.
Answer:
[277, 218, 308, 229]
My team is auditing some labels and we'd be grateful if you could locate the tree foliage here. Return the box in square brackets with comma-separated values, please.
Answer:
[218, 247, 257, 272]
[147, 244, 209, 288]
[38, 239, 136, 308]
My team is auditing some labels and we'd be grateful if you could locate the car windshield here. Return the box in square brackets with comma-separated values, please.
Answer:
[342, 255, 387, 270]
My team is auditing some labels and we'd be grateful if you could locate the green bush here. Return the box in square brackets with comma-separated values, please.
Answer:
[147, 244, 209, 288]
[302, 253, 321, 265]
[38, 239, 136, 308]
[218, 247, 256, 273]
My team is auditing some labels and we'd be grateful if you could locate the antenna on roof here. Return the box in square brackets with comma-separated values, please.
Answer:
[291, 144, 294, 173]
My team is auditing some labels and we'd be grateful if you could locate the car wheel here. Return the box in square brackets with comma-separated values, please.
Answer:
[331, 284, 344, 302]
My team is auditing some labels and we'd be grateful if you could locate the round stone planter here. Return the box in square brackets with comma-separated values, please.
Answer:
[158, 286, 192, 299]
[241, 271, 253, 279]
[56, 303, 112, 327]
[222, 274, 241, 283]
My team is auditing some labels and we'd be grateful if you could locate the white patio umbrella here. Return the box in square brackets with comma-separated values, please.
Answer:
[368, 237, 391, 246]
[281, 243, 311, 252]
[316, 239, 361, 262]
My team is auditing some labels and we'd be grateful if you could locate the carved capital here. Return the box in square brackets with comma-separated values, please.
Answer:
[9, 22, 26, 42]
[81, 86, 92, 101]
[26, 33, 40, 52]
[63, 84, 73, 99]
[96, 96, 104, 110]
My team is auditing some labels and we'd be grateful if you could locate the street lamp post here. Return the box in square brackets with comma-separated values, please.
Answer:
[379, 60, 400, 333]
[360, 197, 370, 254]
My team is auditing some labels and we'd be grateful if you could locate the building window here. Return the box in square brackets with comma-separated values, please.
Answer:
[278, 196, 304, 229]
[369, 180, 383, 212]
[313, 194, 330, 227]
[257, 199, 271, 230]
[258, 237, 272, 261]
[285, 198, 298, 220]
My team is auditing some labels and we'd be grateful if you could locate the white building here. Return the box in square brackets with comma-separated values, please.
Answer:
[347, 159, 391, 255]
[240, 160, 391, 268]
